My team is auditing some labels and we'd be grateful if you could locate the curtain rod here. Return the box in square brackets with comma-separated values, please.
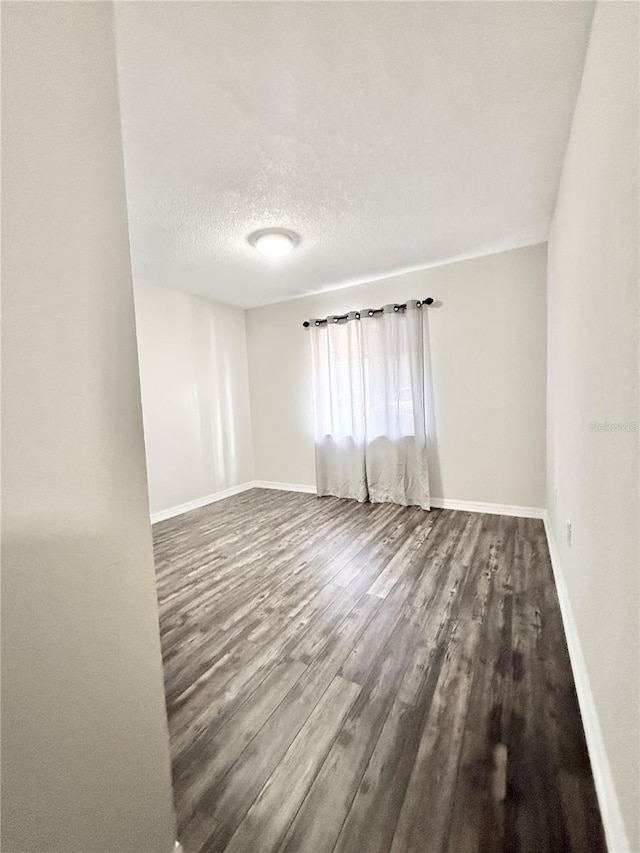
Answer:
[303, 298, 434, 328]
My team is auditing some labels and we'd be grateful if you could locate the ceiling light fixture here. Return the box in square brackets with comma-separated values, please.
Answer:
[249, 229, 298, 258]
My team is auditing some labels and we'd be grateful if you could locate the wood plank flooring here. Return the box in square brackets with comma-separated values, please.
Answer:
[152, 488, 605, 853]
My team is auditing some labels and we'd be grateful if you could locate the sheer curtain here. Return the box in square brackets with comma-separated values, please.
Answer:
[309, 301, 430, 509]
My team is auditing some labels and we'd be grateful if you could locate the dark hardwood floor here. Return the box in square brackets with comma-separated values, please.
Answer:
[152, 488, 605, 853]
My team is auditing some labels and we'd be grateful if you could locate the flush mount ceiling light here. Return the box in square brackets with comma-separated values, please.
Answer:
[249, 229, 298, 258]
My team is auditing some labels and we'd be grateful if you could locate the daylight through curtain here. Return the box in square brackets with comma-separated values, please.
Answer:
[309, 302, 430, 509]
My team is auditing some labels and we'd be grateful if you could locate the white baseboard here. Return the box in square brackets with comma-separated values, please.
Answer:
[251, 480, 317, 494]
[543, 511, 630, 853]
[150, 480, 318, 523]
[150, 482, 255, 523]
[150, 478, 543, 522]
[430, 497, 544, 519]
[250, 482, 544, 518]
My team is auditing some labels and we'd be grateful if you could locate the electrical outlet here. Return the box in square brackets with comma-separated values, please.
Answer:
[566, 520, 572, 547]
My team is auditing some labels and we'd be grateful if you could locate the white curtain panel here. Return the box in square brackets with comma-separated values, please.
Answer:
[309, 301, 430, 509]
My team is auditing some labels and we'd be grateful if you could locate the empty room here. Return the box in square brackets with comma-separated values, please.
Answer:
[2, 2, 638, 853]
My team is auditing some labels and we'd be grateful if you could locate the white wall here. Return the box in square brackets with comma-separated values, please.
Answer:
[546, 3, 639, 849]
[247, 244, 547, 509]
[134, 282, 254, 516]
[1, 4, 177, 852]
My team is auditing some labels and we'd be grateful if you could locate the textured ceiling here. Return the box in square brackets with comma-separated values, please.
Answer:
[114, 2, 594, 309]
